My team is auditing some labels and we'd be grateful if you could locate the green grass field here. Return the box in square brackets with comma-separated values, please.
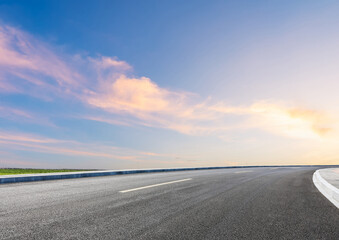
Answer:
[0, 169, 93, 175]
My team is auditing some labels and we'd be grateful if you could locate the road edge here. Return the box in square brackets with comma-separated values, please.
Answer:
[312, 170, 339, 208]
[0, 166, 253, 184]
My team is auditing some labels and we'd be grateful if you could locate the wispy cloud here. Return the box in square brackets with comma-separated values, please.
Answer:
[90, 56, 132, 71]
[88, 76, 334, 138]
[0, 131, 161, 161]
[0, 23, 336, 140]
[0, 105, 33, 119]
[0, 105, 56, 127]
[0, 25, 84, 90]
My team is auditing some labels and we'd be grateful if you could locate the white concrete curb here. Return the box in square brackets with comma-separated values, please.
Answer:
[312, 170, 339, 208]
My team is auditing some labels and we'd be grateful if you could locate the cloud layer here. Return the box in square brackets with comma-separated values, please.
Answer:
[0, 23, 335, 141]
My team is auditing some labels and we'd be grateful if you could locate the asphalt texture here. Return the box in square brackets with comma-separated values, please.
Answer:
[0, 167, 338, 240]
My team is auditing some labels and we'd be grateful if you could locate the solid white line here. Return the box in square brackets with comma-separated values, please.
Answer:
[235, 171, 253, 174]
[119, 178, 192, 193]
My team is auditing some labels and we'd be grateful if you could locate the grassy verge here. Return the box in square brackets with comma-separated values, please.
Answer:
[0, 168, 93, 175]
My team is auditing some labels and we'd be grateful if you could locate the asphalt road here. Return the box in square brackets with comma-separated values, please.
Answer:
[0, 167, 338, 240]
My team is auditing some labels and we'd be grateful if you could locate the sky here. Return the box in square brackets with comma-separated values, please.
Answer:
[0, 0, 339, 169]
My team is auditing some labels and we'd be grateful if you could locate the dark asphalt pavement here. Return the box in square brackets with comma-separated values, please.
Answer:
[0, 167, 338, 239]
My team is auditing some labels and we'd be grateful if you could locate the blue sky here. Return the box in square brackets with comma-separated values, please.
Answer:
[0, 0, 338, 169]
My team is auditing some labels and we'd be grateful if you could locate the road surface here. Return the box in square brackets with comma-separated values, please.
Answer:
[0, 167, 338, 239]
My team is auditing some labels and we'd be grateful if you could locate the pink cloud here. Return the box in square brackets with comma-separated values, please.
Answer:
[81, 115, 132, 127]
[0, 26, 83, 89]
[94, 56, 132, 71]
[85, 75, 223, 135]
[0, 131, 59, 143]
[87, 75, 184, 113]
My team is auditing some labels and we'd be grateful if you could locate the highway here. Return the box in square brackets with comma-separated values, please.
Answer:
[0, 167, 338, 239]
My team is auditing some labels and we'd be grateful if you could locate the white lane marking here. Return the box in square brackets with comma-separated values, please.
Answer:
[119, 178, 192, 193]
[270, 168, 278, 170]
[235, 170, 253, 174]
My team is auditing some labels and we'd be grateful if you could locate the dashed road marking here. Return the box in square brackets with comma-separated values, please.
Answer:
[235, 171, 253, 174]
[119, 178, 192, 193]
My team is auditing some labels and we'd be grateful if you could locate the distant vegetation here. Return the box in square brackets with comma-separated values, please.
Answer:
[0, 168, 94, 175]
